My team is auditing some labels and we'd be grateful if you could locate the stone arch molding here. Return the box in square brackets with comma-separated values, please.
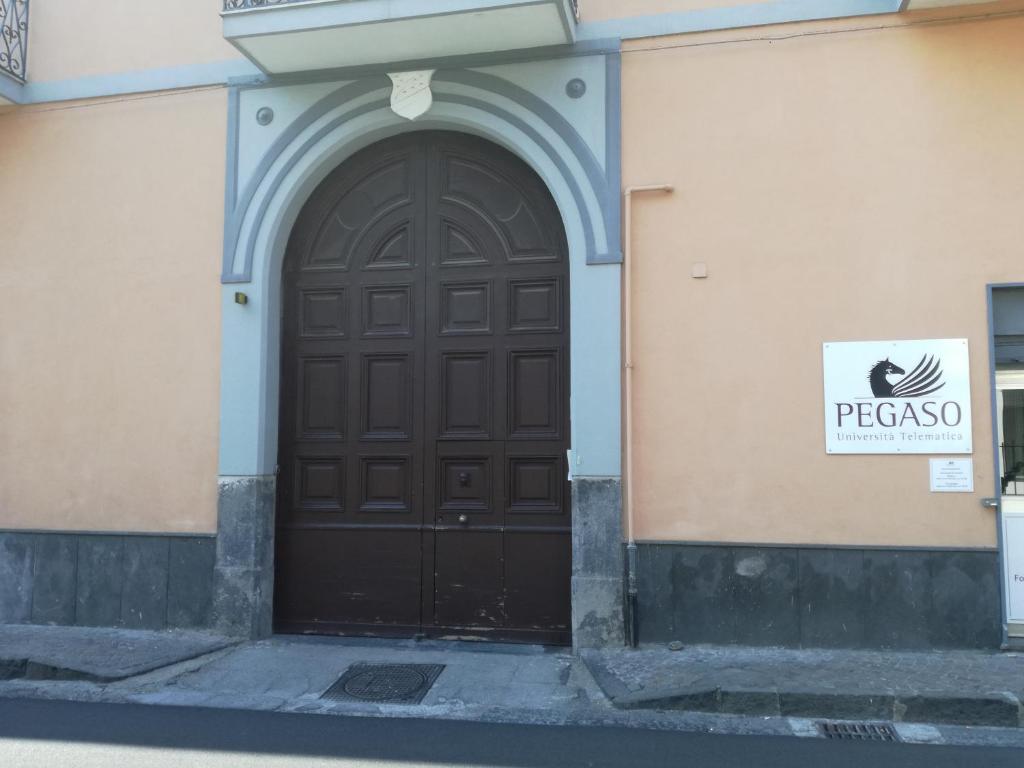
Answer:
[222, 69, 619, 287]
[217, 63, 623, 482]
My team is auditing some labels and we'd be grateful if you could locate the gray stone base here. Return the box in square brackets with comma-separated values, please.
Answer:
[0, 531, 215, 630]
[636, 542, 1002, 650]
[8, 493, 999, 653]
[212, 476, 276, 639]
[571, 478, 625, 650]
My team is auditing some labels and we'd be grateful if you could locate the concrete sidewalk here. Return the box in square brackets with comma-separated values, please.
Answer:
[1, 627, 1024, 749]
[583, 645, 1024, 728]
[0, 625, 234, 682]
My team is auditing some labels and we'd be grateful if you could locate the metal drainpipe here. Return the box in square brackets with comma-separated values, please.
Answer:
[623, 184, 674, 648]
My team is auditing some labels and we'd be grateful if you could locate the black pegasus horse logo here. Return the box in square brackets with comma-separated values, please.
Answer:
[868, 356, 946, 398]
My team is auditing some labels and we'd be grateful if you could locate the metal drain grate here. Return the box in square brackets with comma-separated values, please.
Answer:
[818, 722, 901, 742]
[321, 663, 445, 705]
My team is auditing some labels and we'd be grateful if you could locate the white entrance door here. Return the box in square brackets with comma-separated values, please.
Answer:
[997, 370, 1024, 635]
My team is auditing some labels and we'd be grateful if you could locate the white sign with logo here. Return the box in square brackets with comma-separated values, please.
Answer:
[823, 339, 972, 454]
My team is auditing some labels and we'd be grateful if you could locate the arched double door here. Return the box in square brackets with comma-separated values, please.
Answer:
[274, 131, 571, 644]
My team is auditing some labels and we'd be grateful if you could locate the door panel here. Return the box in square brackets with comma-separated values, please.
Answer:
[439, 350, 493, 439]
[434, 530, 505, 629]
[276, 132, 570, 644]
[275, 529, 422, 632]
[508, 348, 563, 440]
[297, 356, 346, 440]
[504, 531, 572, 629]
[359, 352, 414, 440]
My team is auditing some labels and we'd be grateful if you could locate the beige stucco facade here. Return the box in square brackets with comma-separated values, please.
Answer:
[0, 87, 226, 533]
[1, 1, 1021, 550]
[622, 9, 1024, 547]
[26, 0, 242, 83]
[0, 0, 1020, 648]
[582, 0, 775, 21]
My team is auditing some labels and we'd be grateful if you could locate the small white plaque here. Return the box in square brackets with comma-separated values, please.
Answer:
[929, 458, 974, 493]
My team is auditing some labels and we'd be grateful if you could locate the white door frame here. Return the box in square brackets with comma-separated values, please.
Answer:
[996, 370, 1024, 634]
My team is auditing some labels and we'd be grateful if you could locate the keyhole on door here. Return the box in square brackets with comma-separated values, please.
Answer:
[458, 472, 471, 487]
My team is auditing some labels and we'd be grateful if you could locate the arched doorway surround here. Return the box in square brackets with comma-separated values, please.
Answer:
[213, 61, 624, 649]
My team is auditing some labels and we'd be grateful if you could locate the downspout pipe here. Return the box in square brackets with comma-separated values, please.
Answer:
[623, 184, 674, 648]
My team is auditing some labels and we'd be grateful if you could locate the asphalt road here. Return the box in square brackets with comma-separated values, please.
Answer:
[1, 698, 1022, 768]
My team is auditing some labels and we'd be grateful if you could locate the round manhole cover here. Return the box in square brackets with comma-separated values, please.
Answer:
[342, 666, 429, 701]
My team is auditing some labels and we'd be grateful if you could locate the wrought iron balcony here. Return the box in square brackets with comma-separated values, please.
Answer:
[1, 0, 29, 83]
[222, 0, 578, 74]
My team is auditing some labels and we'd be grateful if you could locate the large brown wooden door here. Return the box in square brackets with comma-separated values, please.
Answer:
[275, 132, 571, 644]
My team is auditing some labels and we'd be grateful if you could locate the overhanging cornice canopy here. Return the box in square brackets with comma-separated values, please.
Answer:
[223, 0, 578, 75]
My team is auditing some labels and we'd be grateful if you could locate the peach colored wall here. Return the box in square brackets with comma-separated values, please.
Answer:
[623, 12, 1024, 547]
[581, 0, 772, 22]
[27, 0, 241, 82]
[0, 88, 226, 533]
[580, 0, 1015, 24]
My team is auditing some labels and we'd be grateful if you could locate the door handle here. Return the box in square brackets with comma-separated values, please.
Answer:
[458, 514, 469, 525]
[458, 472, 471, 487]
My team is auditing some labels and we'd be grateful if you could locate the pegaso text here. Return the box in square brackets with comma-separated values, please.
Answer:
[836, 400, 964, 429]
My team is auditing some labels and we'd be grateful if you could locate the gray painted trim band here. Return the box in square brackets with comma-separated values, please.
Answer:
[223, 79, 391, 281]
[604, 52, 623, 263]
[0, 528, 216, 539]
[986, 283, 1004, 644]
[222, 77, 390, 281]
[21, 59, 261, 105]
[577, 0, 901, 41]
[236, 96, 391, 282]
[5, 41, 619, 107]
[633, 539, 999, 553]
[224, 87, 241, 250]
[6, 1, 909, 106]
[228, 90, 601, 281]
[225, 84, 242, 268]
